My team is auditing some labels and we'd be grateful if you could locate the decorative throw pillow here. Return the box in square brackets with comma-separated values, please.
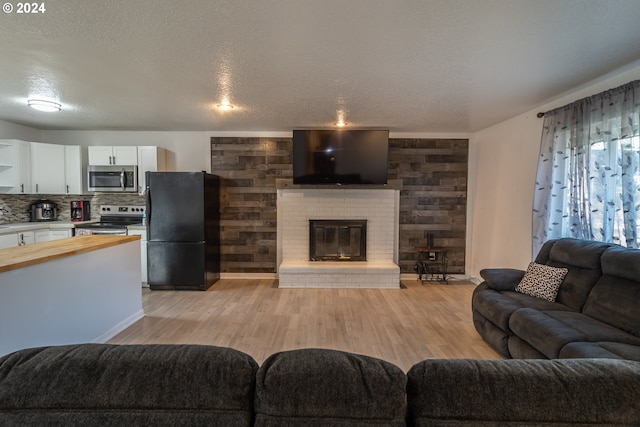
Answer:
[514, 262, 568, 302]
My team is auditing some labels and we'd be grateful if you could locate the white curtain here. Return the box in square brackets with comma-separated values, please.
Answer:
[532, 80, 640, 256]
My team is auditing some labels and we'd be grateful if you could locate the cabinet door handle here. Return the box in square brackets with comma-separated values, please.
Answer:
[36, 184, 38, 193]
[66, 185, 70, 194]
[20, 184, 24, 193]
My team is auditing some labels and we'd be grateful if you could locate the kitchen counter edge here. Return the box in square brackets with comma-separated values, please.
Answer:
[0, 235, 140, 273]
[0, 220, 98, 235]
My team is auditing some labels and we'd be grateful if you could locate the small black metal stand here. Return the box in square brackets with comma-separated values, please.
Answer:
[415, 247, 449, 284]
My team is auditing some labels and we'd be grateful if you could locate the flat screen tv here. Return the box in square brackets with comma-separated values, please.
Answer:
[292, 129, 389, 185]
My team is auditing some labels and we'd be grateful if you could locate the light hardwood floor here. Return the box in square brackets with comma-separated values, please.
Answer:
[109, 278, 502, 372]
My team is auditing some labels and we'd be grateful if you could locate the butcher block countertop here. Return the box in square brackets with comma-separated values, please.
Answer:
[0, 235, 140, 274]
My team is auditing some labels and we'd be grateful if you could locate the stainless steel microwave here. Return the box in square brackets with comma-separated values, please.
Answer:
[87, 165, 138, 192]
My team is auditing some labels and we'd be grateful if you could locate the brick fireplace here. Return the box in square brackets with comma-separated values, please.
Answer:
[276, 181, 401, 288]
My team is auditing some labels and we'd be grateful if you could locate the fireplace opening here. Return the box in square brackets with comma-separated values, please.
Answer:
[309, 220, 367, 261]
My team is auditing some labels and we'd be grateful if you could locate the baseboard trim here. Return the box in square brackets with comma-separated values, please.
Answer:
[219, 272, 480, 283]
[400, 273, 477, 283]
[94, 309, 145, 343]
[220, 273, 279, 280]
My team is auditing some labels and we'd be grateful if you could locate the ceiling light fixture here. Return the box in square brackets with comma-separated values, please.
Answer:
[217, 101, 234, 111]
[335, 109, 347, 127]
[27, 99, 61, 112]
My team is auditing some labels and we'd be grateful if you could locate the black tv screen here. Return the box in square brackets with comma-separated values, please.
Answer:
[292, 129, 389, 185]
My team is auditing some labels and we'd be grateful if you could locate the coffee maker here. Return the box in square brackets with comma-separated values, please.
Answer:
[70, 201, 91, 222]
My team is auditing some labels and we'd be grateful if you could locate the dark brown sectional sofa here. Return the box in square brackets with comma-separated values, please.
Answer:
[472, 238, 640, 360]
[1, 344, 639, 426]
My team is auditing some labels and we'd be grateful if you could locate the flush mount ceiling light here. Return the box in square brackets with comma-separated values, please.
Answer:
[27, 99, 61, 112]
[335, 110, 347, 127]
[216, 101, 234, 111]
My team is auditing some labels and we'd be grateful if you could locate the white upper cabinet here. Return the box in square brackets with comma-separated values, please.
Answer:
[137, 146, 166, 194]
[0, 139, 31, 194]
[31, 142, 65, 194]
[88, 146, 138, 165]
[64, 145, 85, 194]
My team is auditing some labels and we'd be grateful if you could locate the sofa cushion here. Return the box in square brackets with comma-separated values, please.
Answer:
[544, 238, 610, 269]
[515, 262, 568, 301]
[539, 238, 612, 310]
[254, 348, 406, 427]
[532, 238, 557, 264]
[406, 358, 640, 427]
[507, 335, 548, 359]
[0, 344, 259, 427]
[509, 308, 640, 359]
[582, 245, 640, 338]
[559, 342, 640, 361]
[473, 289, 574, 332]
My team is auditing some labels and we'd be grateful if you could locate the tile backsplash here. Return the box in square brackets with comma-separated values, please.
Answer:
[0, 193, 145, 223]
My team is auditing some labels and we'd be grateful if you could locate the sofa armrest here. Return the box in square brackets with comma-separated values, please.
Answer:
[479, 268, 525, 291]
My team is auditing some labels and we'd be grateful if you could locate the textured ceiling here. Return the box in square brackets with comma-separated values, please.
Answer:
[1, 0, 640, 132]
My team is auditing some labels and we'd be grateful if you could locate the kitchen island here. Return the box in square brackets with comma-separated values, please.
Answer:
[0, 235, 143, 356]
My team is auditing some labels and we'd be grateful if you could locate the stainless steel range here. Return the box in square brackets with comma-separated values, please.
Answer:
[74, 205, 145, 236]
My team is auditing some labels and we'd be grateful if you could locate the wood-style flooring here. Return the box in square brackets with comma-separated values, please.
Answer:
[108, 278, 502, 372]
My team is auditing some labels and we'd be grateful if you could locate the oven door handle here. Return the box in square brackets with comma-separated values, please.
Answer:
[87, 229, 127, 235]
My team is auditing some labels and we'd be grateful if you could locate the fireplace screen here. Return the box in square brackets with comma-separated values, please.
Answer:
[309, 220, 367, 261]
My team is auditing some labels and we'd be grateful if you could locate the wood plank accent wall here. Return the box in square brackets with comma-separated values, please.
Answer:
[389, 138, 468, 275]
[212, 138, 289, 274]
[211, 137, 468, 275]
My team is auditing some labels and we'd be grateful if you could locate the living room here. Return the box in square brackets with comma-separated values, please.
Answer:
[1, 2, 640, 424]
[2, 2, 640, 279]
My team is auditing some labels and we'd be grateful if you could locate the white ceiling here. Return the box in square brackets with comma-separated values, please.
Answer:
[1, 0, 640, 133]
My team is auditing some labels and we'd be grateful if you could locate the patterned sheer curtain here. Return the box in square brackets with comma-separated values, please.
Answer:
[532, 80, 640, 256]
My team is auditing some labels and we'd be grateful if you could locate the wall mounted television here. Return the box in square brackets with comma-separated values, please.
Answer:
[292, 129, 389, 185]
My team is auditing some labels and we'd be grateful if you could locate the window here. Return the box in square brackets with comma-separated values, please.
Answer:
[532, 80, 640, 256]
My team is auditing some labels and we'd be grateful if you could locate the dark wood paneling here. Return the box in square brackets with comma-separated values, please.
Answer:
[389, 139, 468, 274]
[212, 138, 291, 273]
[211, 137, 467, 274]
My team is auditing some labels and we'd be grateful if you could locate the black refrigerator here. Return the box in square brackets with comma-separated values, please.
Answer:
[146, 171, 220, 290]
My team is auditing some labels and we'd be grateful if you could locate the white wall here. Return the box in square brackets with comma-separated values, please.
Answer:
[41, 130, 212, 172]
[0, 119, 42, 141]
[468, 60, 640, 279]
[39, 130, 311, 173]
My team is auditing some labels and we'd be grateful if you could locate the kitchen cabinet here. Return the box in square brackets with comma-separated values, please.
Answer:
[127, 227, 148, 285]
[137, 146, 166, 194]
[88, 146, 137, 166]
[1, 140, 86, 195]
[17, 231, 34, 246]
[31, 142, 65, 194]
[35, 229, 72, 243]
[0, 139, 31, 194]
[64, 145, 85, 194]
[0, 234, 16, 249]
